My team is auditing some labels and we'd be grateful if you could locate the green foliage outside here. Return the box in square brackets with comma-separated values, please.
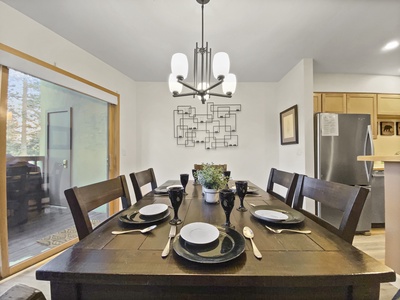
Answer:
[7, 69, 41, 156]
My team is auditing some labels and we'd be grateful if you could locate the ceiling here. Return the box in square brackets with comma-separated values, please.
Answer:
[2, 0, 400, 82]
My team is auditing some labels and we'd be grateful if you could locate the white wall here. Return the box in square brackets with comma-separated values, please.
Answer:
[276, 59, 314, 176]
[0, 3, 138, 183]
[136, 82, 279, 189]
[314, 73, 400, 94]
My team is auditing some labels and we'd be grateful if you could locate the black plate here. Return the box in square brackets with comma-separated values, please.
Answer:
[231, 186, 258, 194]
[249, 205, 305, 224]
[118, 209, 170, 225]
[173, 226, 245, 264]
[154, 187, 168, 194]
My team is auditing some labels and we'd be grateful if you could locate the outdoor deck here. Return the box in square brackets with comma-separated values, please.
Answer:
[8, 205, 106, 265]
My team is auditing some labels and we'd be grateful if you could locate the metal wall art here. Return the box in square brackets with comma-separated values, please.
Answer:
[173, 102, 241, 150]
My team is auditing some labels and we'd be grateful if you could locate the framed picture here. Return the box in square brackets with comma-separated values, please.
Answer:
[380, 121, 394, 136]
[280, 105, 298, 145]
[397, 122, 400, 135]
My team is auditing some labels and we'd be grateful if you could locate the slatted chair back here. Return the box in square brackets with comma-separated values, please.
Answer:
[292, 175, 369, 244]
[194, 164, 227, 171]
[266, 168, 298, 207]
[64, 175, 131, 240]
[129, 168, 158, 202]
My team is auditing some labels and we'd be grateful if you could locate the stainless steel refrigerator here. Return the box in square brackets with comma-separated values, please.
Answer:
[314, 113, 373, 232]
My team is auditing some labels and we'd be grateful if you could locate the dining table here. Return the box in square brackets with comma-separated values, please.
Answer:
[36, 180, 395, 299]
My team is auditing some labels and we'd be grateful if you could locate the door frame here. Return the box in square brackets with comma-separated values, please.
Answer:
[0, 46, 120, 278]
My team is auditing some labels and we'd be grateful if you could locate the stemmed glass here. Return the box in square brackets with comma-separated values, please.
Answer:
[223, 171, 231, 189]
[180, 173, 189, 194]
[235, 181, 248, 212]
[220, 189, 235, 228]
[168, 186, 184, 225]
[192, 169, 198, 185]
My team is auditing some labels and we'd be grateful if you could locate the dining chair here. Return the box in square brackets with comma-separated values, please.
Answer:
[64, 175, 131, 240]
[129, 168, 158, 202]
[292, 175, 369, 244]
[266, 168, 299, 207]
[0, 283, 46, 300]
[194, 164, 227, 171]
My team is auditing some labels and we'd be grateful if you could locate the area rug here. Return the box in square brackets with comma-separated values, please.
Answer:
[36, 220, 101, 248]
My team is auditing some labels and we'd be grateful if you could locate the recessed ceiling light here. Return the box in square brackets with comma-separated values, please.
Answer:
[382, 40, 399, 51]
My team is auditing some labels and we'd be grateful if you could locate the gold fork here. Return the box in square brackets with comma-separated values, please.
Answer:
[265, 225, 311, 234]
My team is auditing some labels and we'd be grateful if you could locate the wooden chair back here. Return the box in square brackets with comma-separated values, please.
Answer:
[129, 168, 158, 202]
[266, 168, 298, 206]
[194, 164, 227, 171]
[293, 175, 369, 244]
[64, 175, 131, 240]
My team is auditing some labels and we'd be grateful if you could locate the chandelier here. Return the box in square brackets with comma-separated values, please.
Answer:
[168, 0, 237, 104]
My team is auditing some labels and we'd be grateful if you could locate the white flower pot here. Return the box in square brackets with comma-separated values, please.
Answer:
[204, 188, 219, 203]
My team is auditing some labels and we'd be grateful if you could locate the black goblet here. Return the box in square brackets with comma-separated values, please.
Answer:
[192, 169, 199, 185]
[168, 187, 184, 225]
[180, 173, 189, 194]
[220, 189, 235, 228]
[235, 181, 248, 212]
[223, 171, 231, 188]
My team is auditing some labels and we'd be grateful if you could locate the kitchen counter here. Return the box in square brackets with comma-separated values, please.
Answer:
[357, 155, 400, 162]
[357, 155, 400, 274]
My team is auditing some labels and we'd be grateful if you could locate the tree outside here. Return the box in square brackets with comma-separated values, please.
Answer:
[7, 69, 41, 156]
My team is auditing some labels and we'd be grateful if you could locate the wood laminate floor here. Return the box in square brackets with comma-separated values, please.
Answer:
[1, 228, 399, 299]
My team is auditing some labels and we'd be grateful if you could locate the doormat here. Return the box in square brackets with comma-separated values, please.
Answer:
[36, 220, 101, 248]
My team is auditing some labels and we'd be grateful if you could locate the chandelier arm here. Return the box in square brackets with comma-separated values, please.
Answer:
[208, 92, 232, 98]
[173, 92, 198, 97]
[178, 80, 200, 93]
[204, 79, 223, 93]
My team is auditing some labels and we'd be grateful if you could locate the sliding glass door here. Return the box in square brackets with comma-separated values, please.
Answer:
[1, 67, 114, 277]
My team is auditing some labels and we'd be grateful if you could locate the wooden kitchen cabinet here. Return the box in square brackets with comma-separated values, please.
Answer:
[346, 93, 377, 138]
[321, 93, 346, 113]
[377, 94, 400, 116]
[313, 93, 322, 113]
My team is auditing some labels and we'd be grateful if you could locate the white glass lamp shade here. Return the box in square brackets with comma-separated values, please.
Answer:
[197, 82, 210, 100]
[168, 73, 182, 94]
[171, 53, 188, 79]
[222, 73, 237, 95]
[212, 52, 230, 79]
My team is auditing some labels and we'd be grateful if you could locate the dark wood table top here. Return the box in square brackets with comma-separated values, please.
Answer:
[36, 180, 395, 299]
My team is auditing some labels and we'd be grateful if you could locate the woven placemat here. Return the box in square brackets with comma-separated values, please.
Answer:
[36, 220, 100, 248]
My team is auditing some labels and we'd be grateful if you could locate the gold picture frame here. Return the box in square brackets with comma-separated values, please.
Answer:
[397, 122, 400, 136]
[280, 105, 298, 145]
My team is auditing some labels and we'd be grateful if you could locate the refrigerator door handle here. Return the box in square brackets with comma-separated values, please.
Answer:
[363, 125, 374, 182]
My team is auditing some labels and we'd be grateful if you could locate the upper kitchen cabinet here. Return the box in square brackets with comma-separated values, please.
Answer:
[377, 94, 400, 116]
[313, 93, 322, 113]
[314, 93, 378, 138]
[346, 93, 377, 138]
[321, 93, 346, 113]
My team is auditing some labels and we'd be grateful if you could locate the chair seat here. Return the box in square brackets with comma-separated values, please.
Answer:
[0, 284, 46, 300]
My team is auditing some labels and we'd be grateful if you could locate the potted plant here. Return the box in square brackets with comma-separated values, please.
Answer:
[197, 163, 227, 203]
